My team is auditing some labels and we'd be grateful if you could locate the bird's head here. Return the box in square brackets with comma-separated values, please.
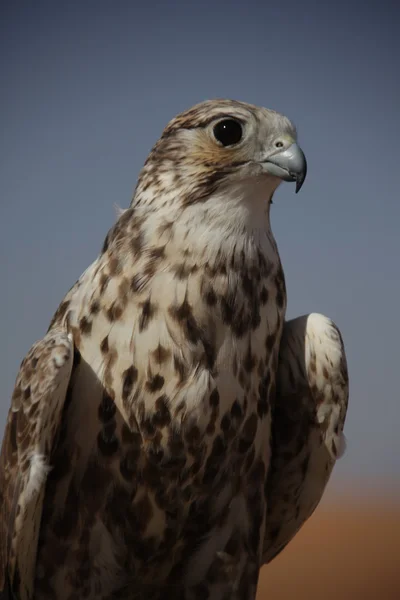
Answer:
[134, 99, 307, 212]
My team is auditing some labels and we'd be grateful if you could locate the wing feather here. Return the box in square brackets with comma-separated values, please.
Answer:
[263, 313, 348, 564]
[0, 329, 73, 599]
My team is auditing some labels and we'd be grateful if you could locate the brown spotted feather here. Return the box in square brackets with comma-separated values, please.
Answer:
[0, 330, 73, 600]
[263, 313, 348, 563]
[0, 99, 347, 600]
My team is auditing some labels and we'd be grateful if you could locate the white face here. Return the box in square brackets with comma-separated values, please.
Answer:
[159, 100, 305, 193]
[209, 111, 301, 188]
[204, 108, 297, 161]
[133, 100, 306, 259]
[134, 99, 306, 213]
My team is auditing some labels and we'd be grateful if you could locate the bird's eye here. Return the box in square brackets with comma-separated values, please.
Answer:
[213, 119, 243, 147]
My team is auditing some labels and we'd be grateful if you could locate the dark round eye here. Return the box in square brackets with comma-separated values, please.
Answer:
[213, 119, 243, 147]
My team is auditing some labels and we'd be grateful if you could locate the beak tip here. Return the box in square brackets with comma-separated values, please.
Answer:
[264, 142, 307, 194]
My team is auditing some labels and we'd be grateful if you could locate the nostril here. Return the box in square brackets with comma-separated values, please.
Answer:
[275, 141, 284, 148]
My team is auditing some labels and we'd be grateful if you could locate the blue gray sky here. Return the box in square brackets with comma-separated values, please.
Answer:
[1, 1, 399, 496]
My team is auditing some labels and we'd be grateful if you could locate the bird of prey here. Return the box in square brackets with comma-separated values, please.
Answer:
[0, 99, 348, 600]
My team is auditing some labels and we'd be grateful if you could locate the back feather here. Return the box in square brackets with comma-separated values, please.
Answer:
[0, 330, 74, 600]
[263, 313, 349, 563]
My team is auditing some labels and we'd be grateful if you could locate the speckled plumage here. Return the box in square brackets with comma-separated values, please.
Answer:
[0, 99, 348, 600]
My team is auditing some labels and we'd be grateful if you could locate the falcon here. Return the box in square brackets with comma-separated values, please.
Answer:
[0, 99, 348, 600]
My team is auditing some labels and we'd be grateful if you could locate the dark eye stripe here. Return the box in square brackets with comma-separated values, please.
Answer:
[162, 114, 245, 136]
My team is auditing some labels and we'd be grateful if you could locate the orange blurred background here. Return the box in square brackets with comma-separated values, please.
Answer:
[257, 487, 400, 600]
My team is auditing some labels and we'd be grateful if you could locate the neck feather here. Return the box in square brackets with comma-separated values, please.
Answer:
[130, 177, 279, 270]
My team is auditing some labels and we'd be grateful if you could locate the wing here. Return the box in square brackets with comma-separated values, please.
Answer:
[262, 313, 348, 564]
[0, 329, 73, 600]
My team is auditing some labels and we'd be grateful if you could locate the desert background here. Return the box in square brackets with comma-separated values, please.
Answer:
[257, 487, 400, 600]
[1, 3, 399, 600]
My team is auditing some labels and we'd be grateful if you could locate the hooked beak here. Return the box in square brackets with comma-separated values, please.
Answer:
[262, 143, 307, 193]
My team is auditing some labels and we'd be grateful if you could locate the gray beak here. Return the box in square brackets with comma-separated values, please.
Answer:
[263, 143, 307, 193]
